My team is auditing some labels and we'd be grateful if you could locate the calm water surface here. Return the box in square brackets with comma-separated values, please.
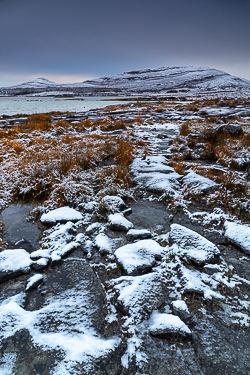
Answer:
[0, 96, 133, 116]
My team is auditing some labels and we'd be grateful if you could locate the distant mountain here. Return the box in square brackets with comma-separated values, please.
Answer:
[12, 77, 57, 88]
[1, 66, 250, 97]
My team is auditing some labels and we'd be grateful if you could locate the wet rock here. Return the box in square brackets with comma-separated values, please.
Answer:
[224, 221, 250, 255]
[126, 228, 152, 241]
[172, 300, 192, 323]
[32, 258, 49, 271]
[216, 123, 243, 137]
[169, 224, 220, 265]
[40, 206, 83, 225]
[0, 249, 32, 283]
[14, 238, 33, 253]
[114, 239, 164, 275]
[108, 213, 133, 231]
[148, 311, 192, 340]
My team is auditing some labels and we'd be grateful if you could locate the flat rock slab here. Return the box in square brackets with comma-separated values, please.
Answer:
[0, 249, 32, 283]
[183, 171, 219, 194]
[169, 224, 220, 265]
[114, 239, 164, 275]
[40, 206, 83, 225]
[0, 259, 121, 374]
[108, 213, 133, 231]
[134, 171, 181, 196]
[148, 311, 191, 339]
[224, 221, 250, 255]
[131, 156, 175, 174]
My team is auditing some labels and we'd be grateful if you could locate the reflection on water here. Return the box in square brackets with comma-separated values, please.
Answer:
[1, 203, 40, 252]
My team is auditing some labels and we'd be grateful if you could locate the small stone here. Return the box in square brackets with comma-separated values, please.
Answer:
[126, 229, 152, 241]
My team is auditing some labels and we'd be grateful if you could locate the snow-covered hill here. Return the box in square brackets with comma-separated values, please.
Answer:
[1, 66, 250, 97]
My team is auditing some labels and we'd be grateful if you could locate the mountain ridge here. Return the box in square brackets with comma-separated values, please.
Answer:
[1, 66, 250, 97]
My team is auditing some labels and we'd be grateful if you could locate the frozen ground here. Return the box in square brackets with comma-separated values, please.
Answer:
[0, 93, 250, 374]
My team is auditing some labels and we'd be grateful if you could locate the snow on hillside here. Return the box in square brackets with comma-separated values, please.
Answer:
[1, 66, 250, 96]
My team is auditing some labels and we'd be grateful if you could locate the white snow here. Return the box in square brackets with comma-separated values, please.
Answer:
[41, 206, 83, 225]
[114, 239, 164, 275]
[148, 311, 191, 335]
[224, 221, 250, 255]
[170, 224, 220, 264]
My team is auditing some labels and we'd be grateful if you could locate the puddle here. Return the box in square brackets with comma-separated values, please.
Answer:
[0, 203, 41, 252]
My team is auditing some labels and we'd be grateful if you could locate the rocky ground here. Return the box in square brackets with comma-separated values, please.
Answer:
[0, 97, 250, 374]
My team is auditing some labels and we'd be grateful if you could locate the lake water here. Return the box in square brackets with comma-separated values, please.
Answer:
[0, 96, 133, 116]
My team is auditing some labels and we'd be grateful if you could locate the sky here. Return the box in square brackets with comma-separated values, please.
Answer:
[0, 0, 249, 86]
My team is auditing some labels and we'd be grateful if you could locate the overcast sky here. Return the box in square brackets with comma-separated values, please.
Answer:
[0, 0, 249, 86]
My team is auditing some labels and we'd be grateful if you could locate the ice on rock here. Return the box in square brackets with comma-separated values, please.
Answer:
[40, 206, 83, 225]
[0, 249, 33, 283]
[108, 213, 133, 231]
[183, 171, 219, 194]
[148, 311, 191, 339]
[169, 224, 220, 265]
[224, 221, 250, 255]
[114, 239, 164, 275]
[26, 274, 44, 291]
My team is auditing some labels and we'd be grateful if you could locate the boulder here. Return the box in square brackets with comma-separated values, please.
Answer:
[216, 123, 243, 137]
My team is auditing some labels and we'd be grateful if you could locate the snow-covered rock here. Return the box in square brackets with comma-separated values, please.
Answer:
[0, 249, 33, 283]
[114, 239, 164, 275]
[111, 271, 168, 319]
[169, 224, 220, 265]
[108, 213, 133, 231]
[148, 311, 191, 339]
[224, 221, 250, 255]
[26, 274, 44, 291]
[135, 171, 181, 195]
[101, 195, 126, 212]
[126, 229, 151, 241]
[41, 206, 83, 225]
[95, 233, 113, 254]
[183, 171, 219, 194]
